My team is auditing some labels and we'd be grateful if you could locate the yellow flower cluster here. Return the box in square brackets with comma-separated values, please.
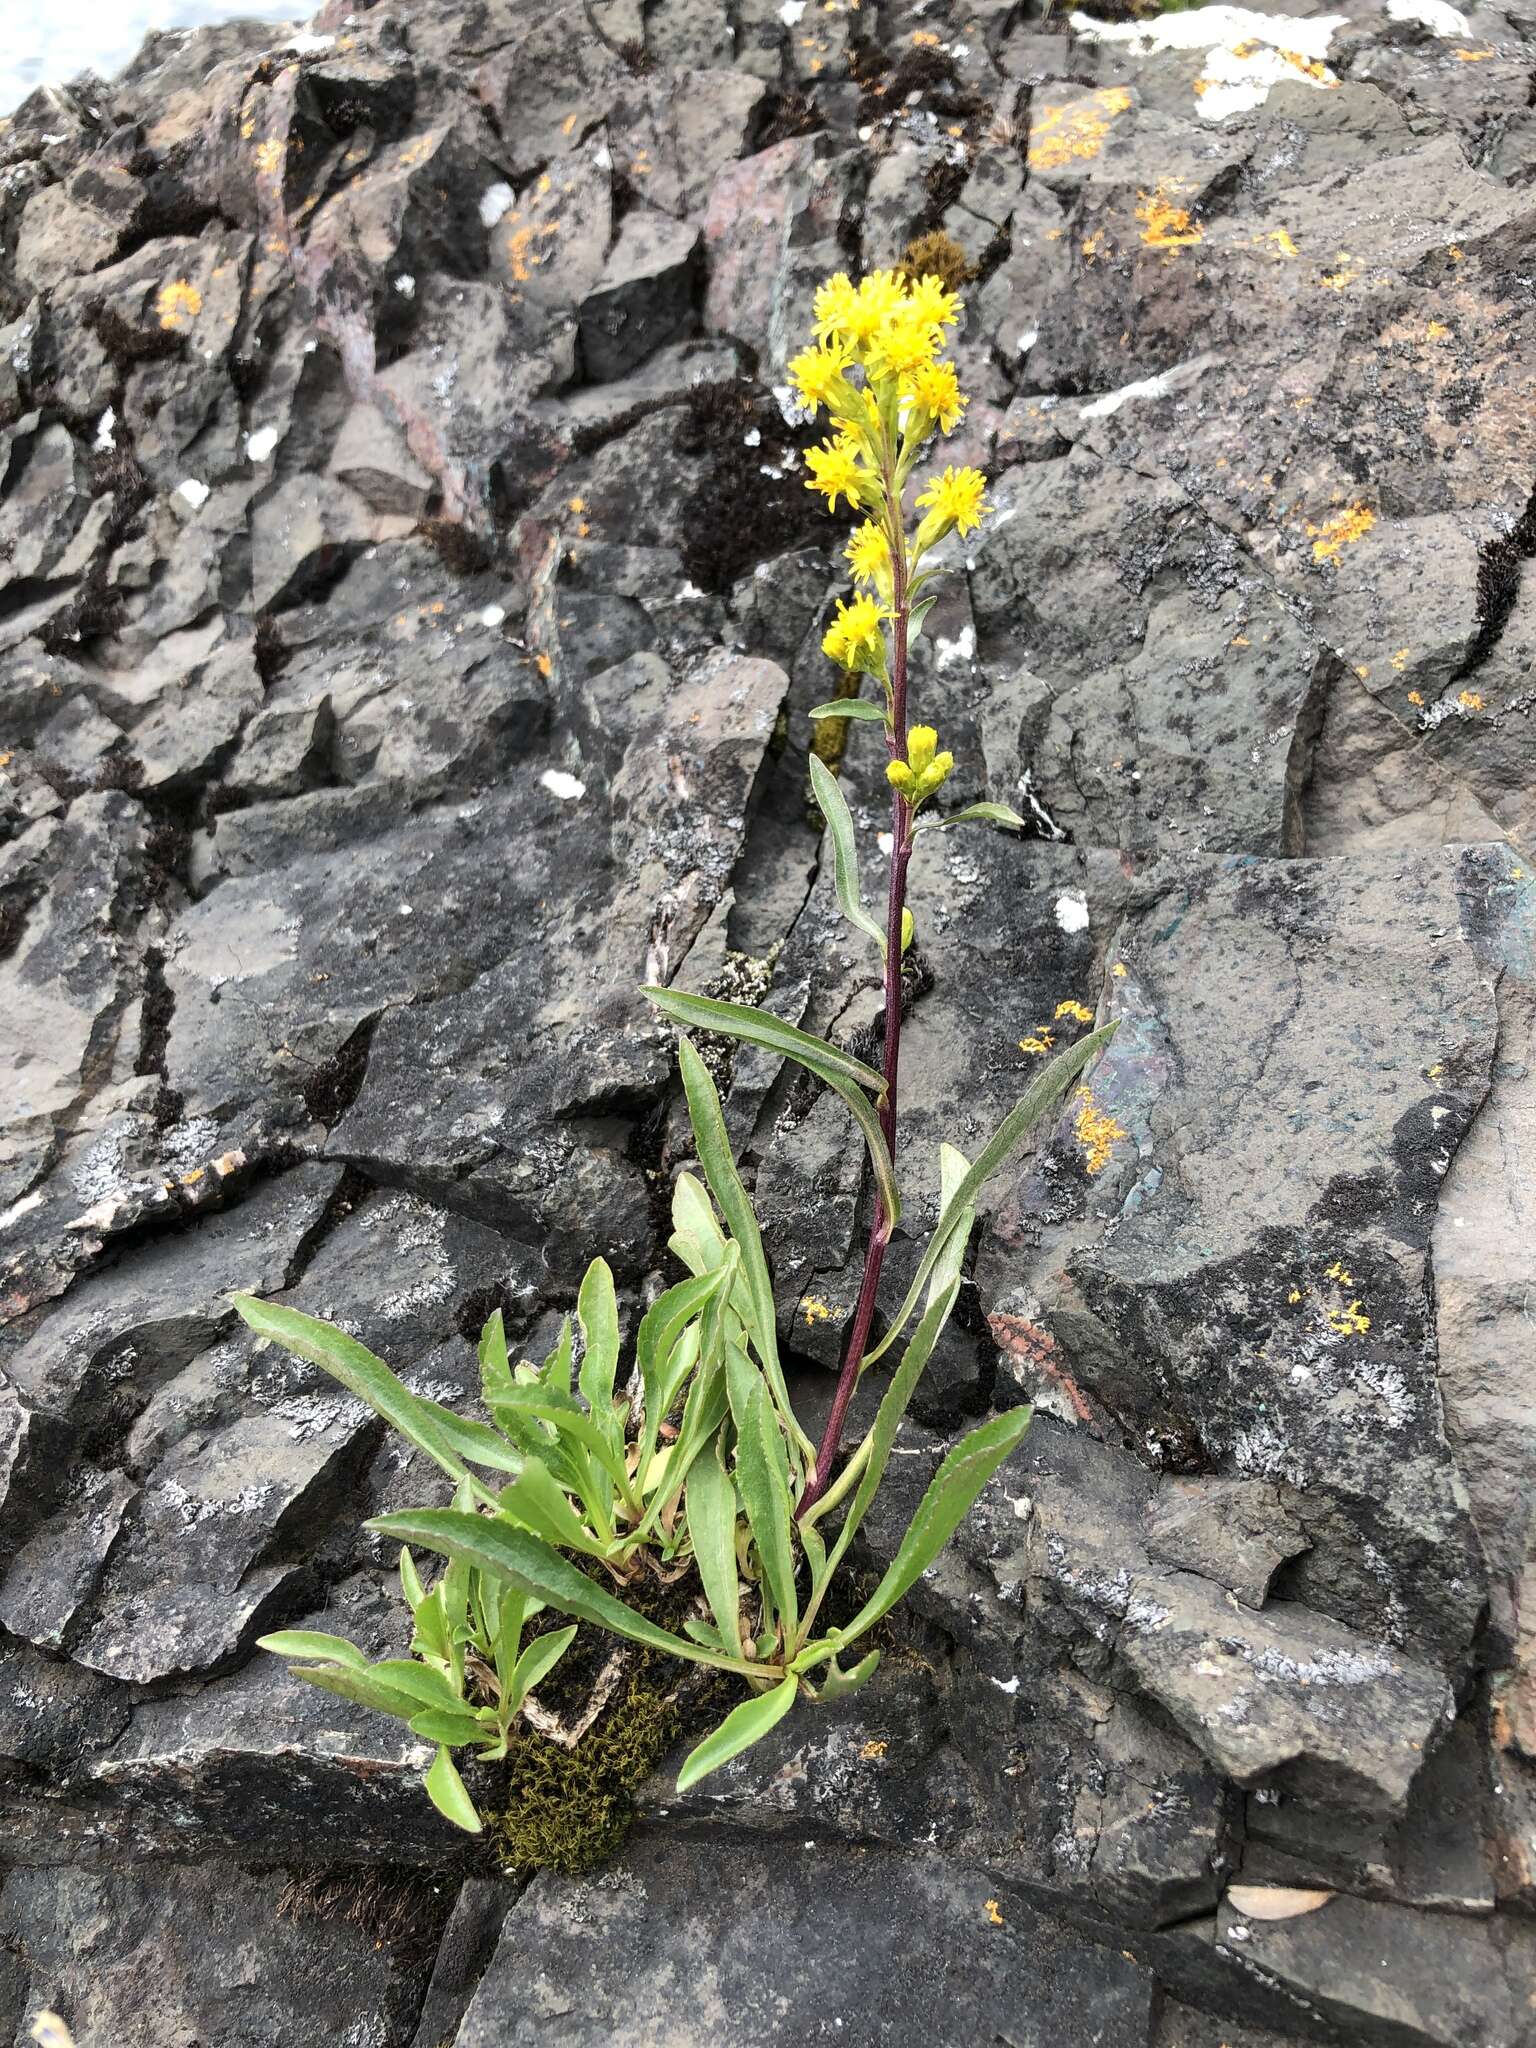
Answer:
[887, 726, 953, 806]
[823, 593, 888, 673]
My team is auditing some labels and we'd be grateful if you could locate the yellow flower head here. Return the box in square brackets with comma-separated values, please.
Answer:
[915, 464, 990, 542]
[788, 338, 854, 413]
[812, 271, 859, 342]
[865, 305, 939, 383]
[886, 724, 954, 805]
[823, 592, 888, 672]
[845, 520, 890, 588]
[905, 273, 964, 333]
[904, 359, 967, 433]
[804, 433, 875, 513]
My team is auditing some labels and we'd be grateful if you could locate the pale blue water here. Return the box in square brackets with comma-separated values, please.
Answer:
[2, 2, 291, 115]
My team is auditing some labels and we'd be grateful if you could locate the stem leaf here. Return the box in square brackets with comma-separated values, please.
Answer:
[425, 1745, 482, 1833]
[809, 753, 887, 959]
[837, 1406, 1035, 1649]
[675, 1674, 800, 1793]
[807, 698, 887, 723]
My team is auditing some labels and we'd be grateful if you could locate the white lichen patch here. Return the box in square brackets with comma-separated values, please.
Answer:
[1079, 370, 1178, 421]
[540, 768, 586, 801]
[176, 478, 210, 509]
[1070, 6, 1347, 123]
[1385, 0, 1469, 33]
[1055, 890, 1090, 934]
[479, 181, 515, 228]
[245, 425, 279, 463]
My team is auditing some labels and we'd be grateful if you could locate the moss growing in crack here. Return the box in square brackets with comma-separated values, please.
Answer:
[899, 230, 976, 294]
[488, 1654, 684, 1877]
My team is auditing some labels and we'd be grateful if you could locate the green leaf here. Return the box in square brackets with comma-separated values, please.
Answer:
[496, 1459, 608, 1557]
[232, 1295, 496, 1503]
[409, 1708, 486, 1746]
[916, 801, 1029, 834]
[366, 1508, 751, 1671]
[485, 1382, 631, 1497]
[862, 1023, 1116, 1367]
[645, 986, 886, 1097]
[823, 1280, 962, 1574]
[425, 1744, 482, 1834]
[636, 1267, 724, 1467]
[733, 1370, 798, 1639]
[675, 1675, 800, 1792]
[576, 1257, 621, 1430]
[478, 1307, 510, 1383]
[814, 1647, 881, 1700]
[907, 594, 938, 639]
[687, 1441, 743, 1659]
[837, 1407, 1034, 1648]
[808, 697, 887, 723]
[410, 1396, 524, 1475]
[410, 1586, 452, 1663]
[669, 1039, 816, 1460]
[927, 1144, 975, 1306]
[287, 1662, 431, 1723]
[371, 1658, 466, 1708]
[809, 753, 887, 959]
[255, 1630, 369, 1668]
[508, 1622, 578, 1711]
[399, 1549, 426, 1613]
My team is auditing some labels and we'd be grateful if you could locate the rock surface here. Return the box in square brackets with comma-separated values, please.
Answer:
[1, 0, 1534, 2044]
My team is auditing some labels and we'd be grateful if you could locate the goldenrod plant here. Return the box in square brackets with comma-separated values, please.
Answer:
[236, 270, 1113, 1824]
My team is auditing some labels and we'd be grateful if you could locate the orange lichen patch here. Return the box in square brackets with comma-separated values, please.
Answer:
[1111, 962, 1128, 979]
[911, 29, 942, 44]
[1136, 182, 1203, 251]
[1306, 503, 1375, 564]
[253, 137, 284, 175]
[1073, 1087, 1125, 1174]
[859, 1739, 888, 1760]
[1425, 319, 1451, 340]
[155, 279, 203, 331]
[1082, 228, 1107, 263]
[1027, 88, 1132, 172]
[1055, 1000, 1095, 1024]
[1391, 647, 1411, 671]
[1459, 689, 1485, 711]
[1325, 1261, 1354, 1286]
[1288, 1287, 1303, 1304]
[1019, 1030, 1055, 1055]
[535, 652, 553, 678]
[503, 215, 560, 283]
[802, 1296, 836, 1325]
[1454, 45, 1495, 59]
[1448, 244, 1465, 262]
[1407, 689, 1424, 706]
[561, 111, 580, 135]
[989, 1313, 1097, 1424]
[1282, 49, 1330, 82]
[984, 1900, 1005, 1927]
[1256, 227, 1299, 259]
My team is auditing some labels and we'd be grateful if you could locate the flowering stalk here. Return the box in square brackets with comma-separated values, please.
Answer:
[789, 270, 988, 1515]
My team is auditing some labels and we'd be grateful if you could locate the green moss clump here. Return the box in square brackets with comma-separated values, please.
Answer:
[488, 1655, 684, 1877]
[898, 230, 977, 294]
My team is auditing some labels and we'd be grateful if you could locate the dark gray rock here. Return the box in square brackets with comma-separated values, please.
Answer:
[579, 208, 701, 382]
[453, 1832, 1160, 2048]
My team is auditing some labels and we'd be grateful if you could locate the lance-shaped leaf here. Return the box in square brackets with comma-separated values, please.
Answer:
[915, 801, 1028, 834]
[687, 1442, 743, 1659]
[367, 1509, 754, 1672]
[425, 1745, 482, 1833]
[820, 1278, 962, 1577]
[495, 1458, 609, 1558]
[812, 1648, 881, 1700]
[675, 1675, 800, 1792]
[644, 986, 886, 1097]
[668, 1040, 816, 1466]
[635, 1265, 726, 1468]
[507, 1623, 578, 1713]
[652, 1006, 900, 1237]
[807, 697, 887, 723]
[809, 753, 887, 958]
[731, 1359, 798, 1639]
[862, 1024, 1115, 1367]
[255, 1630, 369, 1669]
[233, 1295, 498, 1502]
[835, 1406, 1034, 1650]
[576, 1257, 622, 1439]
